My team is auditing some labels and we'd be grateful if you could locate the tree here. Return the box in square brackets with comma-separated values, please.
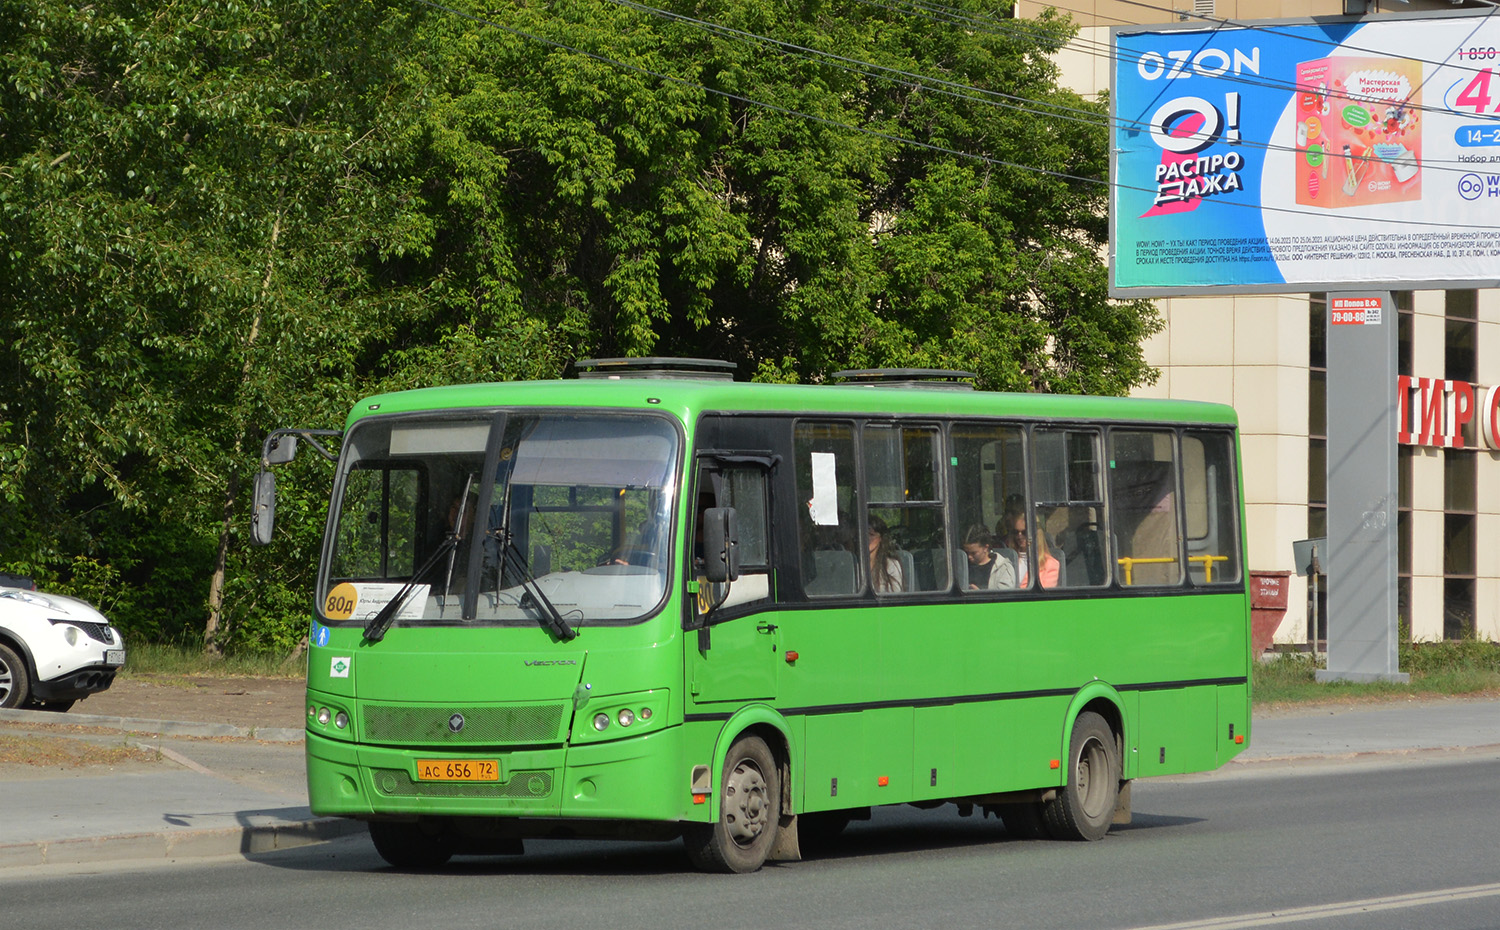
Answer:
[0, 0, 430, 648]
[401, 0, 1159, 390]
[0, 0, 1158, 652]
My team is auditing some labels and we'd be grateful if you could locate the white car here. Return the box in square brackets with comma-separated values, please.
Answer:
[0, 584, 126, 711]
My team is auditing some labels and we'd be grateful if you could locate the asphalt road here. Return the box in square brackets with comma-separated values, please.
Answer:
[6, 751, 1500, 930]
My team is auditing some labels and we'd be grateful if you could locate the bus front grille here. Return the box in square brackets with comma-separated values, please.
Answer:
[372, 769, 555, 799]
[361, 703, 567, 745]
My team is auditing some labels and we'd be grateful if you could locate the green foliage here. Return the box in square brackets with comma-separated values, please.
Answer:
[2, 0, 1163, 650]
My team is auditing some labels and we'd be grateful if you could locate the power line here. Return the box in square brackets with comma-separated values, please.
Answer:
[599, 0, 1500, 179]
[408, 0, 1500, 231]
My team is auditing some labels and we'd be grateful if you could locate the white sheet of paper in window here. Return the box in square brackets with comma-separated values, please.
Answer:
[808, 452, 840, 526]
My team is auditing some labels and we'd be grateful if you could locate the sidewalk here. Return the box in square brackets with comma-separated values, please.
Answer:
[0, 707, 364, 870]
[1237, 695, 1500, 764]
[2, 695, 1499, 870]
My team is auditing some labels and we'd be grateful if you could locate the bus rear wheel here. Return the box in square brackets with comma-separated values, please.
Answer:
[684, 734, 781, 873]
[1042, 711, 1120, 842]
[369, 819, 455, 869]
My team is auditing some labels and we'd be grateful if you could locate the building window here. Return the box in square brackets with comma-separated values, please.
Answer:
[1397, 291, 1413, 377]
[1446, 290, 1478, 384]
[1443, 291, 1477, 641]
[1444, 449, 1476, 640]
[1308, 294, 1327, 541]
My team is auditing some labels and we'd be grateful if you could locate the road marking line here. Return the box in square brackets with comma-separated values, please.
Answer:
[1125, 882, 1500, 930]
[134, 741, 217, 777]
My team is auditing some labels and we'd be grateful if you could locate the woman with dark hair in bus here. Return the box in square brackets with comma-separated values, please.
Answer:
[867, 515, 905, 594]
[961, 523, 1016, 590]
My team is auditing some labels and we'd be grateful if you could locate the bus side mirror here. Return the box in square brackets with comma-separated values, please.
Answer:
[250, 470, 277, 546]
[265, 434, 298, 465]
[702, 507, 740, 583]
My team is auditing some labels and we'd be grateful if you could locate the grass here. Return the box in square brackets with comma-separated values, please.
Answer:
[121, 642, 306, 679]
[1254, 640, 1500, 706]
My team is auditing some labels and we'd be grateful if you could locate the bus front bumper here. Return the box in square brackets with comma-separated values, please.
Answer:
[306, 725, 689, 824]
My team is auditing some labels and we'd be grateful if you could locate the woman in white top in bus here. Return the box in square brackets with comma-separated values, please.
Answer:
[867, 516, 905, 594]
[961, 523, 1016, 590]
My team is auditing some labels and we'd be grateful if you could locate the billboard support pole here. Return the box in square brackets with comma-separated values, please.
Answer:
[1318, 292, 1408, 683]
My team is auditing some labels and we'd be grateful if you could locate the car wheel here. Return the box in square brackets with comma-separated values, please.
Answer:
[0, 643, 31, 709]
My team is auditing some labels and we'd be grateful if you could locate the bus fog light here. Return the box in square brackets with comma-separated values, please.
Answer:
[317, 707, 331, 726]
[593, 713, 610, 731]
[617, 708, 635, 727]
[334, 711, 348, 729]
[640, 707, 653, 721]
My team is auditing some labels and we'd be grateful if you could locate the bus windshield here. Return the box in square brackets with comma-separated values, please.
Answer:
[320, 411, 679, 629]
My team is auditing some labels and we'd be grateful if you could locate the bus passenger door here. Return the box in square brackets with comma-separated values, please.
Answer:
[686, 460, 779, 706]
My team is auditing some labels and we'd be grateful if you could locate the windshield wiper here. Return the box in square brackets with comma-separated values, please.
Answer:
[497, 532, 576, 641]
[363, 534, 460, 643]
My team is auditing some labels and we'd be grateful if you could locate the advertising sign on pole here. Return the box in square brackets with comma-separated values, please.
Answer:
[1111, 11, 1500, 296]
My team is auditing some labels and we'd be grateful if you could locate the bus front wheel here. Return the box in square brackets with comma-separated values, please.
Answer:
[1042, 711, 1120, 842]
[369, 819, 455, 869]
[684, 734, 781, 873]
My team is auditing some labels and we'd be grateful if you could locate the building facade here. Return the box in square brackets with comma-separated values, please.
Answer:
[1027, 0, 1500, 643]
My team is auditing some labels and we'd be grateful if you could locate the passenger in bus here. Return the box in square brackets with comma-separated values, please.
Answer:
[446, 492, 478, 539]
[1000, 510, 1059, 589]
[867, 515, 905, 593]
[961, 524, 1016, 590]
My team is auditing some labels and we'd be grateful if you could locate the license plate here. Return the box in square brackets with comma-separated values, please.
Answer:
[416, 759, 500, 782]
[104, 650, 126, 667]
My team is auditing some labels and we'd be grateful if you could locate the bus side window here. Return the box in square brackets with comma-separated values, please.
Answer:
[1108, 429, 1183, 587]
[1032, 428, 1109, 589]
[950, 423, 1025, 593]
[863, 424, 947, 594]
[1182, 431, 1241, 585]
[714, 466, 771, 609]
[795, 422, 860, 597]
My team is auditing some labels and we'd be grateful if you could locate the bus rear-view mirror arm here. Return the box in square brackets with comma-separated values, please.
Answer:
[250, 428, 343, 547]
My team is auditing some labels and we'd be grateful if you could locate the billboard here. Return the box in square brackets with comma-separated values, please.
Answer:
[1111, 11, 1500, 296]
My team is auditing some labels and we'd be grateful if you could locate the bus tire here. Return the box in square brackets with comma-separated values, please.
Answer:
[1043, 711, 1120, 842]
[684, 734, 780, 873]
[369, 819, 455, 869]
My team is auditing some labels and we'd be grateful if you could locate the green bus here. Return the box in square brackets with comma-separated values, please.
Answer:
[254, 358, 1250, 873]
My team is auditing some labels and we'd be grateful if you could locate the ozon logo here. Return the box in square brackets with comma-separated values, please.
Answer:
[1136, 47, 1261, 81]
[1150, 94, 1242, 153]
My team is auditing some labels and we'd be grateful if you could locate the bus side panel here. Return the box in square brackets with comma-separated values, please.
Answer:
[912, 704, 955, 802]
[947, 701, 1009, 798]
[1217, 682, 1250, 765]
[801, 708, 912, 811]
[1137, 687, 1218, 776]
[1118, 689, 1141, 780]
[1005, 696, 1073, 788]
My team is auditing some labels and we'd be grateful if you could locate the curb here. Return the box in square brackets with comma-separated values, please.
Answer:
[1228, 741, 1500, 767]
[0, 817, 368, 870]
[0, 707, 304, 743]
